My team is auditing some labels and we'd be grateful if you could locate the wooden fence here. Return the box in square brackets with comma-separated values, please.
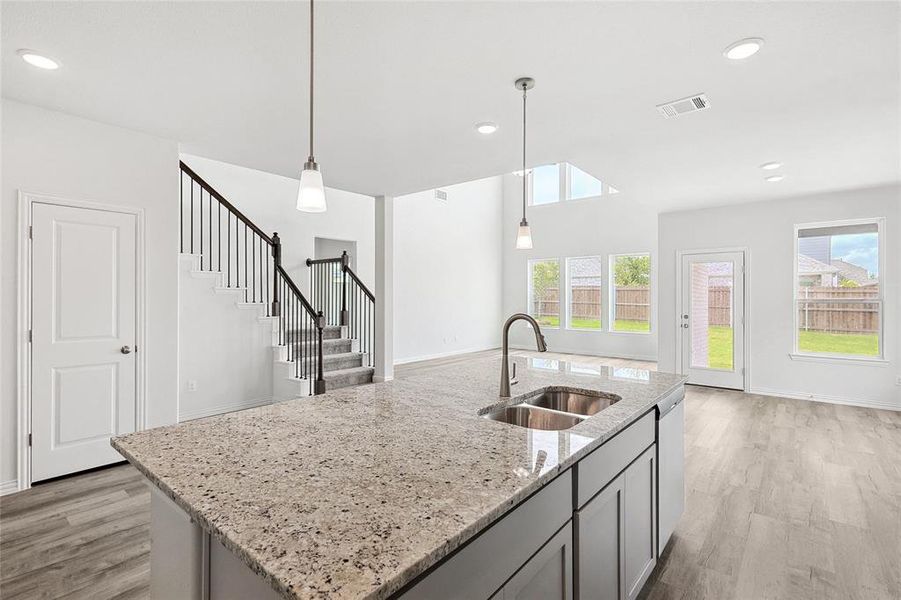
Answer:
[532, 285, 879, 333]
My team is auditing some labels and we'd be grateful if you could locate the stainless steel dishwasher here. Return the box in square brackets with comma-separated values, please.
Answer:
[656, 386, 685, 555]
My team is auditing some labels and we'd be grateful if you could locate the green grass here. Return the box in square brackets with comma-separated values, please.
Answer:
[703, 326, 878, 371]
[707, 326, 734, 370]
[533, 315, 650, 332]
[612, 319, 650, 332]
[799, 330, 879, 356]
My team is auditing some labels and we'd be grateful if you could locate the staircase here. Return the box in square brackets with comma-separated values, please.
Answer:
[178, 161, 374, 398]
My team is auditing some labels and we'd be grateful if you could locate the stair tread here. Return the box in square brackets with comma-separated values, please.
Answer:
[323, 365, 374, 378]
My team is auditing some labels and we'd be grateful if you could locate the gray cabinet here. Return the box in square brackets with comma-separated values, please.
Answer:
[499, 522, 573, 600]
[575, 473, 624, 600]
[624, 445, 656, 600]
[575, 444, 656, 600]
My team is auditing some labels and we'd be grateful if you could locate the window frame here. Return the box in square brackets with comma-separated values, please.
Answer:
[565, 255, 605, 332]
[608, 252, 653, 335]
[791, 217, 886, 362]
[527, 257, 563, 330]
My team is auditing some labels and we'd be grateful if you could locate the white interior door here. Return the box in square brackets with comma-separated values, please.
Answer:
[679, 251, 745, 389]
[31, 202, 138, 482]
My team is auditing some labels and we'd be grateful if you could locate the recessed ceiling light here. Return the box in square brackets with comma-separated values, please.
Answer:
[17, 49, 60, 70]
[475, 122, 498, 135]
[723, 38, 764, 60]
[765, 175, 784, 183]
[760, 161, 782, 170]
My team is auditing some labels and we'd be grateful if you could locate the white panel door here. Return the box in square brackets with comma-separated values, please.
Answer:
[31, 202, 137, 481]
[679, 251, 745, 389]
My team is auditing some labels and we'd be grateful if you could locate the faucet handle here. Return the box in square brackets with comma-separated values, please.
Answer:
[510, 362, 518, 385]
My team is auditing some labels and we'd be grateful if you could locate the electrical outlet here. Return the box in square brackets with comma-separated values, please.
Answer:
[187, 380, 198, 392]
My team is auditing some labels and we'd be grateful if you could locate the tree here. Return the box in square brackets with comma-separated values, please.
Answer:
[839, 278, 860, 288]
[531, 261, 560, 314]
[614, 255, 650, 287]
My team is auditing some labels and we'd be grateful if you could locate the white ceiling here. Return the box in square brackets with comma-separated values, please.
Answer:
[2, 1, 899, 209]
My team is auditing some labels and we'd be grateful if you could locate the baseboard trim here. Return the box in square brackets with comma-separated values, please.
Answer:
[750, 387, 900, 411]
[372, 375, 394, 383]
[393, 345, 500, 366]
[178, 396, 274, 422]
[1, 480, 20, 496]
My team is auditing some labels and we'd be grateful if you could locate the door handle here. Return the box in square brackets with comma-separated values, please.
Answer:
[120, 345, 132, 354]
[681, 324, 689, 328]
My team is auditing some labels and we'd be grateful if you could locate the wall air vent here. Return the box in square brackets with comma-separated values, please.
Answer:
[435, 189, 448, 202]
[656, 93, 710, 119]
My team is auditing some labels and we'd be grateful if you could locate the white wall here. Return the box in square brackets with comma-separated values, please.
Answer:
[394, 177, 504, 363]
[177, 258, 274, 421]
[502, 175, 659, 360]
[180, 154, 374, 294]
[1, 100, 180, 487]
[658, 185, 900, 409]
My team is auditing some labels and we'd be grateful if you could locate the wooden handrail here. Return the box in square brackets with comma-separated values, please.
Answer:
[346, 265, 375, 302]
[305, 257, 344, 266]
[276, 265, 320, 319]
[180, 161, 273, 245]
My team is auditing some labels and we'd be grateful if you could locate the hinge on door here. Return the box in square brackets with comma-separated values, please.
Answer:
[28, 225, 33, 240]
[28, 433, 32, 447]
[28, 330, 32, 343]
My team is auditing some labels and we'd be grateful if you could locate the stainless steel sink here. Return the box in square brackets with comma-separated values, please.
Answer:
[522, 389, 621, 417]
[483, 405, 585, 431]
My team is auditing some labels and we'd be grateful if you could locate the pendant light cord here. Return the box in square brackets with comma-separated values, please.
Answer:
[308, 0, 315, 161]
[521, 82, 527, 222]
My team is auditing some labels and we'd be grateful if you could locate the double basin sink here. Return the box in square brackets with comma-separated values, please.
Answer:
[483, 389, 621, 431]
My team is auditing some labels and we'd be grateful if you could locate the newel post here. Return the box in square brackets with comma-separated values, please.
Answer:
[340, 250, 349, 327]
[314, 309, 327, 395]
[271, 232, 281, 317]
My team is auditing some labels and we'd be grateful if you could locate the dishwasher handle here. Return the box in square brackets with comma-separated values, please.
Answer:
[658, 395, 683, 419]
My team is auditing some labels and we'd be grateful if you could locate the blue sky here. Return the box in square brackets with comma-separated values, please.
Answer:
[832, 233, 878, 277]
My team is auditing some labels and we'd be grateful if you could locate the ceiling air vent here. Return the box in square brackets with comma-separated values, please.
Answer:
[656, 93, 710, 119]
[434, 189, 448, 202]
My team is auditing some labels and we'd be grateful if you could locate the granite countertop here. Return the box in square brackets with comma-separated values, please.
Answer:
[112, 354, 686, 600]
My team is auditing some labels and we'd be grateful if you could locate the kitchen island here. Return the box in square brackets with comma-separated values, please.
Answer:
[112, 355, 686, 600]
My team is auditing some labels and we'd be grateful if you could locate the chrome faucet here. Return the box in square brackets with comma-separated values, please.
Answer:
[500, 313, 548, 398]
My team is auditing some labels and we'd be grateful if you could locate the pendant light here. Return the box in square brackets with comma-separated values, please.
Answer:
[515, 77, 534, 249]
[297, 0, 327, 212]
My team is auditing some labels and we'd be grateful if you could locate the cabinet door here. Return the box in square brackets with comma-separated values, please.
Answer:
[501, 522, 573, 600]
[574, 474, 625, 600]
[624, 445, 657, 600]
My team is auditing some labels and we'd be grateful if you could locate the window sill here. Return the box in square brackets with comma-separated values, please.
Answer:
[788, 353, 889, 366]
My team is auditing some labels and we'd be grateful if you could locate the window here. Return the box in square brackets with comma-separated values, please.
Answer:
[567, 256, 603, 330]
[610, 254, 651, 332]
[530, 164, 560, 205]
[524, 163, 613, 205]
[528, 258, 561, 327]
[795, 219, 883, 358]
[567, 165, 604, 200]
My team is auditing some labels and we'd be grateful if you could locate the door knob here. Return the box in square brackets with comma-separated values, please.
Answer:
[120, 345, 132, 354]
[681, 324, 689, 329]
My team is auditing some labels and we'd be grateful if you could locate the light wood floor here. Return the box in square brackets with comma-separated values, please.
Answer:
[2, 350, 899, 600]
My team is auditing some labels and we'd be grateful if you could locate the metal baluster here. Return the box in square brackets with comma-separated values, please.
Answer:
[190, 180, 195, 254]
[208, 186, 212, 271]
[200, 188, 204, 270]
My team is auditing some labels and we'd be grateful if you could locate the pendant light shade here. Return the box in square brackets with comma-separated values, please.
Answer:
[514, 77, 535, 249]
[297, 0, 328, 213]
[516, 220, 533, 249]
[297, 160, 326, 212]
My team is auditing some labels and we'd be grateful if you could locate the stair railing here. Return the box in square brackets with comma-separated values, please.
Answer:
[179, 161, 325, 395]
[306, 251, 375, 368]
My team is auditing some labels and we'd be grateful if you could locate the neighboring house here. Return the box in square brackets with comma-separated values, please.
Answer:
[569, 256, 603, 288]
[798, 254, 839, 286]
[830, 259, 876, 286]
[798, 235, 831, 265]
[706, 261, 734, 288]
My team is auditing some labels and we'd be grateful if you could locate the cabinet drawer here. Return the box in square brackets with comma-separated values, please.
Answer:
[401, 469, 572, 600]
[575, 411, 654, 509]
